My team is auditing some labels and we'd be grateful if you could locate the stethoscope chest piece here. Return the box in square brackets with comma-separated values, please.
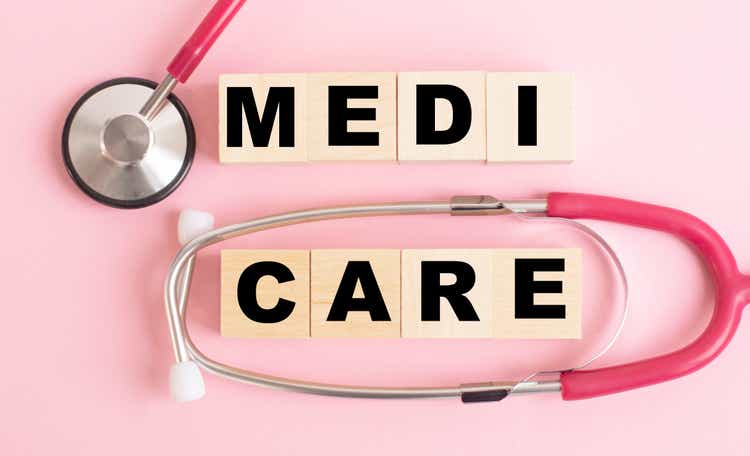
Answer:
[61, 0, 246, 208]
[62, 78, 195, 209]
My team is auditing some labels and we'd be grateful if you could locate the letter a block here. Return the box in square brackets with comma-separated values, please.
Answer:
[221, 250, 310, 338]
[397, 72, 486, 162]
[307, 73, 397, 161]
[310, 250, 401, 337]
[401, 249, 494, 338]
[219, 73, 307, 163]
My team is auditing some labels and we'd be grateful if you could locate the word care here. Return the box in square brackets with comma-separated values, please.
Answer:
[221, 248, 581, 339]
[219, 72, 573, 164]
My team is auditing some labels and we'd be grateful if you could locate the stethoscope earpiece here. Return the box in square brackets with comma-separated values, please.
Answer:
[170, 361, 206, 403]
[178, 209, 216, 246]
[169, 209, 216, 402]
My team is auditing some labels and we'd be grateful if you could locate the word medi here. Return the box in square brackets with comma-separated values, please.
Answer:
[219, 72, 573, 164]
[221, 248, 581, 339]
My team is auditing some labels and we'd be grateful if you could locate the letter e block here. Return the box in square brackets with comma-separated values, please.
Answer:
[221, 250, 310, 338]
[307, 73, 397, 161]
[493, 249, 581, 339]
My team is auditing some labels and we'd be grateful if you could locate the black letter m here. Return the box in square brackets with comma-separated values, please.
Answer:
[226, 87, 295, 148]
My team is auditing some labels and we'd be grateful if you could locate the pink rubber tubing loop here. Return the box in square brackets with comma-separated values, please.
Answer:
[167, 0, 246, 83]
[548, 192, 750, 400]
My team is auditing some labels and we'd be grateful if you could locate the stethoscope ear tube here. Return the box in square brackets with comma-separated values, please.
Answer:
[164, 197, 631, 402]
[548, 193, 750, 400]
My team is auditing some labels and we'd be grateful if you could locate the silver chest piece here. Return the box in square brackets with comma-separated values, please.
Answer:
[62, 78, 195, 209]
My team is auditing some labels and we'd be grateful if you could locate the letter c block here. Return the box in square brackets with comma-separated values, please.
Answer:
[221, 250, 310, 338]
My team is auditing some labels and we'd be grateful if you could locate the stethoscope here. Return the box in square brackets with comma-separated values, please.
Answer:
[164, 193, 750, 402]
[62, 0, 246, 209]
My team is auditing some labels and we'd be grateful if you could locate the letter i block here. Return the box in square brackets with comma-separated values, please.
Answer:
[307, 73, 397, 161]
[401, 250, 494, 338]
[219, 74, 307, 163]
[221, 250, 310, 338]
[493, 249, 581, 339]
[486, 73, 574, 163]
[397, 72, 486, 162]
[310, 250, 401, 337]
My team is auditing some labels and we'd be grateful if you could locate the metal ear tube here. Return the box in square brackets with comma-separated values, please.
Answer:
[164, 195, 632, 403]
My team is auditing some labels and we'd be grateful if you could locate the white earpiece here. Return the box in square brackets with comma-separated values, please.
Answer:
[171, 209, 214, 402]
[178, 209, 215, 245]
[169, 361, 206, 402]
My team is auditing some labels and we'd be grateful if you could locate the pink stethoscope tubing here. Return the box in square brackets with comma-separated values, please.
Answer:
[167, 0, 246, 84]
[165, 193, 748, 402]
[550, 193, 750, 400]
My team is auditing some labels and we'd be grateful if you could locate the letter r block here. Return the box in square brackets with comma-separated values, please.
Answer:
[401, 249, 493, 338]
[219, 74, 307, 163]
[397, 72, 486, 162]
[221, 250, 310, 338]
[310, 250, 401, 337]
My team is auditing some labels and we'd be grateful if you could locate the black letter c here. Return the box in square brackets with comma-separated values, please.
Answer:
[237, 261, 296, 323]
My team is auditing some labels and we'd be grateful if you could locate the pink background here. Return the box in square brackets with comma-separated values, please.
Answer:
[2, 0, 750, 454]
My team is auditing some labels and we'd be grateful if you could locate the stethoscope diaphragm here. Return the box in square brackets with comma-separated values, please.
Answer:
[62, 77, 195, 209]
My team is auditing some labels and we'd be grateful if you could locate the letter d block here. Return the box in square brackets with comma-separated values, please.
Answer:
[219, 74, 307, 163]
[402, 250, 493, 338]
[221, 250, 310, 338]
[311, 250, 401, 337]
[397, 72, 486, 162]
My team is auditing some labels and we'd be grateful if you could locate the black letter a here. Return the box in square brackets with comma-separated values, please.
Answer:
[326, 261, 391, 321]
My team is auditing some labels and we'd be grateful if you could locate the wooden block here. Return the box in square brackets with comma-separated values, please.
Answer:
[219, 74, 307, 163]
[486, 72, 574, 163]
[221, 250, 310, 338]
[401, 249, 493, 338]
[397, 72, 486, 162]
[492, 249, 581, 339]
[310, 250, 401, 337]
[307, 73, 397, 161]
